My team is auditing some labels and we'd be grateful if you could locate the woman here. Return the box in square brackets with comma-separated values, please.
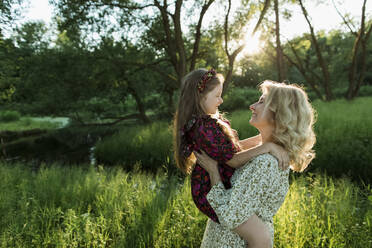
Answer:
[195, 80, 316, 247]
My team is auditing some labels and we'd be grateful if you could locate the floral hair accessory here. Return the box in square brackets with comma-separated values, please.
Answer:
[197, 69, 217, 93]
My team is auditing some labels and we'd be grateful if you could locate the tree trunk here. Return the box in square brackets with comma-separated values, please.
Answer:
[222, 0, 245, 95]
[283, 52, 323, 99]
[346, 0, 371, 99]
[298, 0, 333, 100]
[127, 85, 150, 123]
[274, 0, 285, 81]
[189, 0, 215, 71]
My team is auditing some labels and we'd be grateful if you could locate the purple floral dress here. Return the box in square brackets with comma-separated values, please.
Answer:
[181, 115, 240, 223]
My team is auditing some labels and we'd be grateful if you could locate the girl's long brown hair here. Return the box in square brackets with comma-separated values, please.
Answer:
[173, 69, 239, 174]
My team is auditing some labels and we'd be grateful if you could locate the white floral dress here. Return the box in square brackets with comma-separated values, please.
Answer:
[200, 153, 290, 248]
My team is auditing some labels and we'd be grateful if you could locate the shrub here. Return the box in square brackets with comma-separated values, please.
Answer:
[221, 86, 260, 112]
[0, 110, 21, 122]
[95, 121, 174, 173]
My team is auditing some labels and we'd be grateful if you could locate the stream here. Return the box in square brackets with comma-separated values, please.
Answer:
[1, 117, 118, 166]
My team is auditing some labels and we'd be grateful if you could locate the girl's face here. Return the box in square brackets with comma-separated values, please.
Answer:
[201, 83, 223, 115]
[249, 94, 274, 129]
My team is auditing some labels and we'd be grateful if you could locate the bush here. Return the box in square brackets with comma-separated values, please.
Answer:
[0, 110, 21, 122]
[306, 85, 372, 101]
[358, 85, 372, 97]
[95, 121, 174, 173]
[221, 86, 260, 112]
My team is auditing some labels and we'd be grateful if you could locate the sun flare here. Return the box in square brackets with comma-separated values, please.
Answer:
[243, 31, 263, 55]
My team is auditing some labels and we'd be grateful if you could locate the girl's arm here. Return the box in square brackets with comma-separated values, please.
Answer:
[227, 142, 289, 170]
[195, 117, 288, 169]
[239, 134, 262, 150]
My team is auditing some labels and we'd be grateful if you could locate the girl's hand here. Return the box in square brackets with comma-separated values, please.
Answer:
[194, 150, 218, 173]
[265, 142, 289, 170]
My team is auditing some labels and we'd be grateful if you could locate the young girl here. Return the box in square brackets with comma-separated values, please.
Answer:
[173, 68, 288, 223]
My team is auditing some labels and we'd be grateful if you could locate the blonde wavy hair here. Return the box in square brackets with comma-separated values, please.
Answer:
[260, 80, 316, 172]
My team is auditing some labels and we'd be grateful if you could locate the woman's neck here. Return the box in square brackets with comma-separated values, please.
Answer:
[258, 126, 274, 144]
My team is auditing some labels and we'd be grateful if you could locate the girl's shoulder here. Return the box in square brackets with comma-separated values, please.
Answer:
[183, 115, 217, 133]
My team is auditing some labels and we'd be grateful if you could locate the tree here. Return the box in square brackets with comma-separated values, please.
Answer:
[273, 0, 286, 81]
[297, 0, 333, 100]
[222, 0, 246, 95]
[0, 0, 25, 36]
[0, 38, 18, 103]
[279, 0, 334, 100]
[13, 21, 50, 52]
[333, 0, 372, 99]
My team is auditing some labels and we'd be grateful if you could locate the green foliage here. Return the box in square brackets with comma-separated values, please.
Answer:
[221, 86, 261, 112]
[0, 163, 370, 247]
[228, 109, 260, 138]
[95, 121, 173, 172]
[0, 0, 24, 26]
[0, 110, 20, 122]
[0, 116, 61, 131]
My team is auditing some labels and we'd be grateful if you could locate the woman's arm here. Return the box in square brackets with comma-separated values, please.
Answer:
[239, 134, 262, 150]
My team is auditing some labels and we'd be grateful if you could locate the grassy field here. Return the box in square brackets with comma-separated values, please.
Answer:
[0, 163, 371, 247]
[95, 97, 372, 182]
[1, 97, 372, 247]
[0, 117, 63, 131]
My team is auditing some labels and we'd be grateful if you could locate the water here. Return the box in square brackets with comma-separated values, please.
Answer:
[89, 145, 96, 165]
[29, 117, 70, 128]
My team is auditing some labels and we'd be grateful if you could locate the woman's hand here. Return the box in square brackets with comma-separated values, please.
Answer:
[265, 142, 289, 170]
[194, 150, 218, 173]
[194, 150, 221, 186]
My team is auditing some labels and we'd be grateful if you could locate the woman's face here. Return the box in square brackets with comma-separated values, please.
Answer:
[249, 94, 274, 129]
[201, 83, 223, 115]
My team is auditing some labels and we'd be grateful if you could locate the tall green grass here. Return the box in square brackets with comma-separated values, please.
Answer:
[274, 173, 372, 247]
[95, 97, 372, 182]
[95, 121, 173, 172]
[0, 163, 182, 247]
[0, 117, 61, 131]
[0, 162, 371, 247]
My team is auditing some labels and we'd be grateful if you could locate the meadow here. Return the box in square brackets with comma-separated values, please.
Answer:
[95, 97, 372, 183]
[0, 110, 64, 132]
[0, 97, 372, 247]
[0, 163, 371, 247]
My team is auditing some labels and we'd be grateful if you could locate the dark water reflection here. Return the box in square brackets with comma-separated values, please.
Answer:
[1, 126, 117, 166]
